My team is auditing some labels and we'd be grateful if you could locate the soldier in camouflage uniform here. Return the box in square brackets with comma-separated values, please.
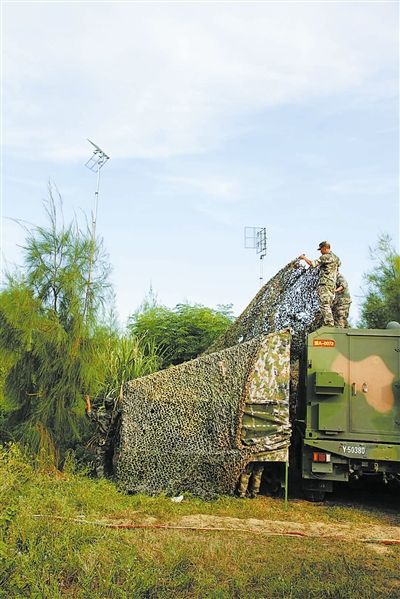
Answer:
[237, 462, 265, 498]
[332, 272, 351, 328]
[299, 241, 341, 327]
[84, 395, 118, 478]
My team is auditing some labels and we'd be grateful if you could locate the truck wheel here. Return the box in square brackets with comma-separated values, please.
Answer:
[304, 489, 325, 502]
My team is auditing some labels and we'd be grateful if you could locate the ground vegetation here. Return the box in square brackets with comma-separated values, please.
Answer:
[1, 444, 399, 599]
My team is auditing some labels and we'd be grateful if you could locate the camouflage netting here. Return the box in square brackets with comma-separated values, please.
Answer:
[116, 330, 291, 498]
[207, 259, 322, 421]
[116, 260, 323, 497]
[207, 259, 321, 357]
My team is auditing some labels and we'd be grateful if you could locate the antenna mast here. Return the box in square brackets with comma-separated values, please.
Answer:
[83, 139, 110, 319]
[244, 226, 267, 287]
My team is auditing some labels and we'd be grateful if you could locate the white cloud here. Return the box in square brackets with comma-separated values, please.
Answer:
[162, 174, 240, 202]
[327, 177, 396, 195]
[3, 2, 397, 161]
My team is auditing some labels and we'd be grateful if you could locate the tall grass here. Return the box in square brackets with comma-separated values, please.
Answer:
[94, 335, 163, 403]
[1, 444, 399, 598]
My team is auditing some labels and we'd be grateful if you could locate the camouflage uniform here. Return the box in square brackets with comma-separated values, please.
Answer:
[311, 252, 341, 327]
[86, 398, 118, 478]
[238, 462, 265, 498]
[332, 272, 351, 328]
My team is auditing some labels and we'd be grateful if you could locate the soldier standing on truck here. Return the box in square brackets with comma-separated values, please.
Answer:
[84, 395, 119, 478]
[332, 272, 352, 328]
[298, 241, 341, 327]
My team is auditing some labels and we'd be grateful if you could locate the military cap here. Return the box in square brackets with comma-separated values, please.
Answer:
[317, 241, 330, 250]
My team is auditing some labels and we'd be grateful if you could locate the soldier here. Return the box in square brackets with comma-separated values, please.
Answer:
[237, 462, 265, 498]
[84, 395, 118, 478]
[332, 272, 352, 328]
[298, 241, 341, 327]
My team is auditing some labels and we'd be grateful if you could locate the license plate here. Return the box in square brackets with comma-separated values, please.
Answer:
[339, 444, 366, 456]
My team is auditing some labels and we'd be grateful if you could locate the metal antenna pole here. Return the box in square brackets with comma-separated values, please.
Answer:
[84, 140, 110, 320]
[244, 226, 267, 288]
[92, 166, 101, 243]
[259, 255, 264, 287]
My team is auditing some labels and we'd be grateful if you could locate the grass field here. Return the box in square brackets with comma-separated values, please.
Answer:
[1, 444, 399, 598]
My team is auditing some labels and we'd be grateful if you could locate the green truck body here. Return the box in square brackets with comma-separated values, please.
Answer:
[300, 326, 400, 498]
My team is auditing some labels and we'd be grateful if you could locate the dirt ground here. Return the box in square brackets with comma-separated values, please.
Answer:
[90, 511, 400, 556]
[172, 514, 400, 548]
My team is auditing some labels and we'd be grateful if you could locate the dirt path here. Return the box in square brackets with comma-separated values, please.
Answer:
[171, 514, 400, 544]
[33, 512, 400, 552]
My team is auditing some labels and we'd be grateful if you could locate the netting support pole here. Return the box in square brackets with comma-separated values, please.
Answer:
[284, 459, 289, 510]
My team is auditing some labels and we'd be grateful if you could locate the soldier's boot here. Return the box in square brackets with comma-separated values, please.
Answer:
[249, 466, 264, 498]
[237, 472, 251, 498]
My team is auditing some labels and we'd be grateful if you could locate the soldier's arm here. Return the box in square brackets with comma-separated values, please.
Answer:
[298, 254, 316, 268]
[335, 274, 347, 293]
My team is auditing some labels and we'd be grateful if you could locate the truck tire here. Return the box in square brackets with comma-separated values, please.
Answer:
[304, 489, 325, 502]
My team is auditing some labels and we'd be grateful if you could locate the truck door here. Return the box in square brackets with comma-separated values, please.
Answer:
[349, 335, 400, 437]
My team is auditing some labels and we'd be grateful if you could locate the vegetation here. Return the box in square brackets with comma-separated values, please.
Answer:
[359, 234, 400, 328]
[0, 191, 112, 463]
[94, 333, 163, 402]
[1, 444, 399, 598]
[2, 190, 398, 596]
[0, 192, 162, 465]
[0, 190, 233, 465]
[128, 301, 235, 368]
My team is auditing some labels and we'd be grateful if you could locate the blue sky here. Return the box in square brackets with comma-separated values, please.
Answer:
[2, 1, 399, 326]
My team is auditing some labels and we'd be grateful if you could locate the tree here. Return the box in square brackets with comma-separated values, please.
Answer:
[0, 189, 111, 463]
[128, 301, 235, 368]
[359, 234, 400, 328]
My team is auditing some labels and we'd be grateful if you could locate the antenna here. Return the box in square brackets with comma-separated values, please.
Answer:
[83, 139, 110, 319]
[85, 139, 110, 239]
[244, 226, 267, 286]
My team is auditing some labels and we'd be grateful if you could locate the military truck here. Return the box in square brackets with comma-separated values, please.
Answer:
[115, 323, 400, 501]
[297, 325, 400, 501]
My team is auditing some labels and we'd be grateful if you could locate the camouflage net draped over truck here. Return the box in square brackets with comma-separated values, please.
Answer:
[117, 331, 291, 498]
[208, 260, 322, 421]
[208, 260, 320, 357]
[116, 260, 322, 497]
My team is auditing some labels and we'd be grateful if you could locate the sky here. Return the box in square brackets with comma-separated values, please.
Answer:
[1, 1, 399, 327]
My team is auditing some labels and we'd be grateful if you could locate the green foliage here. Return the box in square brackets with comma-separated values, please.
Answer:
[20, 192, 110, 326]
[128, 301, 235, 367]
[0, 444, 399, 598]
[0, 351, 13, 401]
[359, 235, 400, 328]
[0, 190, 111, 463]
[94, 334, 163, 403]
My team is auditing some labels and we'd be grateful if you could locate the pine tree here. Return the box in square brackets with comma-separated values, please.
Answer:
[0, 188, 111, 463]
